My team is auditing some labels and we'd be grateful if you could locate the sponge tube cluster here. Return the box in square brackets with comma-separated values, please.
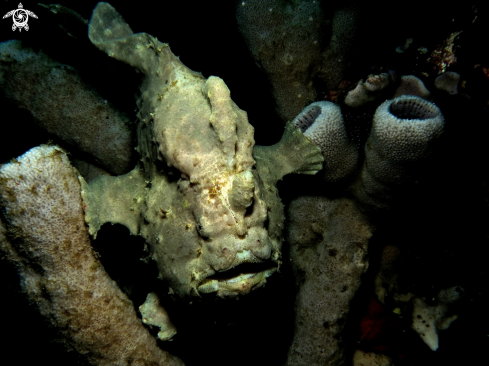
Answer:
[293, 96, 444, 209]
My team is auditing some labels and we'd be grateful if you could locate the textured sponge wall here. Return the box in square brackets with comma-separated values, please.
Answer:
[0, 40, 136, 175]
[236, 0, 323, 121]
[237, 1, 360, 122]
[287, 196, 372, 365]
[0, 146, 182, 366]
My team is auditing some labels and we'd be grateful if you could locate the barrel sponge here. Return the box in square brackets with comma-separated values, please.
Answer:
[0, 145, 182, 366]
[292, 101, 358, 182]
[354, 96, 444, 208]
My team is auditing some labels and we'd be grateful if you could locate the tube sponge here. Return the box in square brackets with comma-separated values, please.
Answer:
[354, 96, 445, 209]
[292, 101, 358, 182]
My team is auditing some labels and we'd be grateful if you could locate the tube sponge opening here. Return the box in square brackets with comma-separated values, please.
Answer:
[293, 105, 322, 133]
[389, 97, 439, 120]
[354, 96, 444, 209]
[292, 101, 358, 182]
[369, 96, 444, 163]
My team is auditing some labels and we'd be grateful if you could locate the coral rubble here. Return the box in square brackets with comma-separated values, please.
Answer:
[434, 71, 461, 95]
[411, 286, 464, 351]
[345, 73, 394, 108]
[139, 292, 177, 341]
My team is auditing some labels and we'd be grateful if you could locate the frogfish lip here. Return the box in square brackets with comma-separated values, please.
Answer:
[197, 260, 278, 297]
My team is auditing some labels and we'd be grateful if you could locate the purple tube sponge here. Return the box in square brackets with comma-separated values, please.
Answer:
[292, 101, 358, 182]
[354, 96, 445, 209]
